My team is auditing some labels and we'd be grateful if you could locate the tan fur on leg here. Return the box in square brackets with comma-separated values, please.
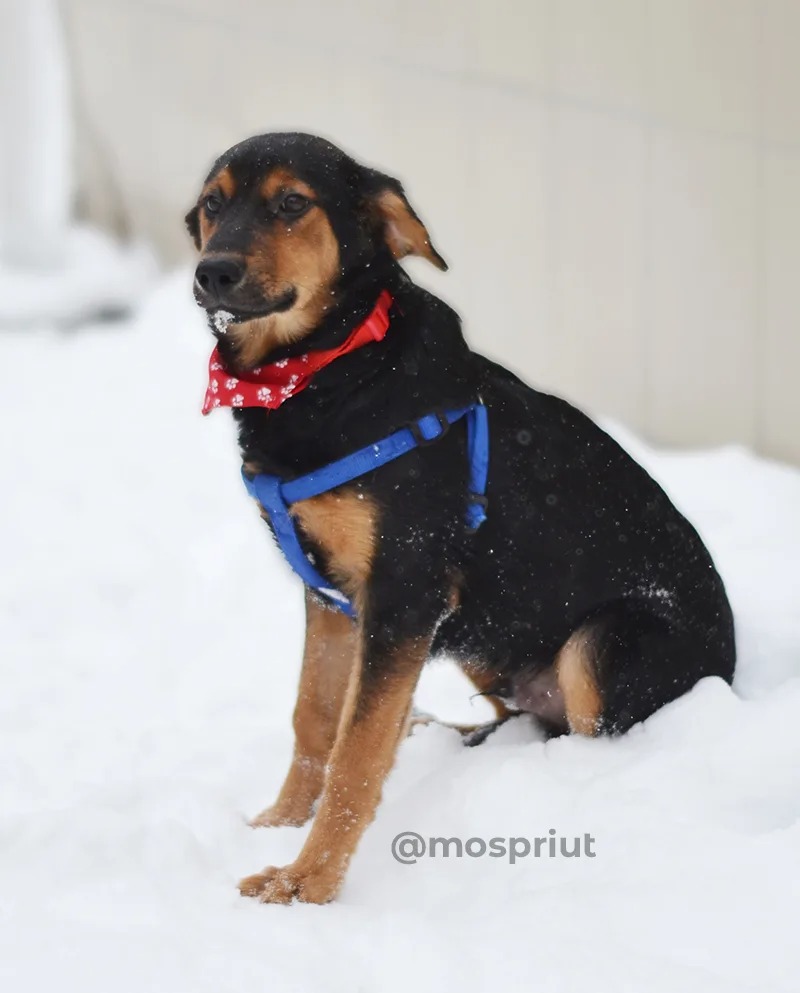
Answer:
[556, 626, 603, 736]
[408, 660, 512, 737]
[240, 637, 427, 903]
[250, 593, 356, 828]
[462, 660, 512, 721]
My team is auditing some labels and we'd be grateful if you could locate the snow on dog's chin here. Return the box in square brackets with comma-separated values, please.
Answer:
[211, 310, 235, 334]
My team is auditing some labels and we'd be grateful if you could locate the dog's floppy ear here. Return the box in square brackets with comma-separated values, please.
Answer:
[360, 169, 448, 271]
[185, 205, 201, 249]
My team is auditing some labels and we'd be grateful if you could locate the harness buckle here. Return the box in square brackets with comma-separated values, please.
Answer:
[409, 411, 450, 447]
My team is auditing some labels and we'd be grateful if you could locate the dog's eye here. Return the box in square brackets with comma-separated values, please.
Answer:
[279, 193, 310, 216]
[204, 195, 222, 214]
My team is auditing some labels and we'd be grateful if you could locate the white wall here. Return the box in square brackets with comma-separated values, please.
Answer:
[63, 0, 800, 464]
[1, 0, 71, 268]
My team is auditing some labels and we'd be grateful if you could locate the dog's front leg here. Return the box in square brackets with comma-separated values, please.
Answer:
[239, 608, 430, 904]
[250, 592, 357, 828]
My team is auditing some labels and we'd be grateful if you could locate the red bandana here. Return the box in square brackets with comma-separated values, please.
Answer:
[202, 290, 393, 415]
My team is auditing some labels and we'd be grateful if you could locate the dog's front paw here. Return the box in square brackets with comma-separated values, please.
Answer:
[238, 863, 342, 905]
[248, 801, 313, 829]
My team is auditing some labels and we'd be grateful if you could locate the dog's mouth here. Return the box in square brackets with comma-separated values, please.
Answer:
[205, 289, 298, 334]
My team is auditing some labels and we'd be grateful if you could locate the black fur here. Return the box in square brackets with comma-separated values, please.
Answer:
[192, 133, 736, 735]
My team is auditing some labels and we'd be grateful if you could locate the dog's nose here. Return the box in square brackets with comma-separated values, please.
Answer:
[194, 257, 244, 303]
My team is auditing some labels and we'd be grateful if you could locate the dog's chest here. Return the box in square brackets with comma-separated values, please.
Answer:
[288, 489, 377, 598]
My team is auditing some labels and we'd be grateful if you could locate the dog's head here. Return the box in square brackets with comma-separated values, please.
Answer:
[186, 132, 446, 366]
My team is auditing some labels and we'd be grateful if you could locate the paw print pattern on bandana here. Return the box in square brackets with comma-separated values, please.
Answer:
[202, 359, 308, 415]
[201, 290, 394, 416]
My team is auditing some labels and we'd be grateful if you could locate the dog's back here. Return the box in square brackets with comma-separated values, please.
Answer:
[434, 350, 735, 734]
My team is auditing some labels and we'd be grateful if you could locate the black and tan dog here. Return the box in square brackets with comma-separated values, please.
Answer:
[186, 132, 735, 904]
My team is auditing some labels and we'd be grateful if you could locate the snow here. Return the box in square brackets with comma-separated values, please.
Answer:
[213, 309, 235, 334]
[0, 226, 157, 328]
[1, 269, 799, 992]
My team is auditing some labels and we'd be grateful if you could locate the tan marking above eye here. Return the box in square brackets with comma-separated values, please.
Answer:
[227, 200, 340, 368]
[215, 167, 236, 198]
[195, 167, 236, 247]
[260, 168, 317, 203]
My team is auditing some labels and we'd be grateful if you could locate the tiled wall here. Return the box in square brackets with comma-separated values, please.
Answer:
[63, 0, 800, 463]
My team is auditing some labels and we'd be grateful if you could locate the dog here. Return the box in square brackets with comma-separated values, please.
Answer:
[186, 132, 736, 904]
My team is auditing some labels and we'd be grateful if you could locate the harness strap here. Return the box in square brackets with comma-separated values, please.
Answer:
[243, 473, 357, 615]
[465, 403, 489, 531]
[242, 403, 489, 615]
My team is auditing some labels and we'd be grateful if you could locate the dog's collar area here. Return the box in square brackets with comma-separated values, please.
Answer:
[241, 403, 490, 617]
[202, 289, 393, 414]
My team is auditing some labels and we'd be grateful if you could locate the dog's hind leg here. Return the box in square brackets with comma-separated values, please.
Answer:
[554, 599, 731, 736]
[249, 593, 356, 828]
[409, 661, 518, 744]
[554, 626, 604, 736]
[463, 662, 514, 721]
[503, 601, 716, 737]
[409, 710, 522, 745]
[460, 714, 523, 746]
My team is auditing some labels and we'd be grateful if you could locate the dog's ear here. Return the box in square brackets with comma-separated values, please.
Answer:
[185, 205, 201, 249]
[360, 169, 448, 271]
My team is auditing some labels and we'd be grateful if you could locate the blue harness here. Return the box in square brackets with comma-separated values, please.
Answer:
[241, 403, 489, 617]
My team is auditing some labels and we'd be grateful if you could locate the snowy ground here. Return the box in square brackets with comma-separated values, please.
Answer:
[0, 226, 156, 328]
[2, 270, 799, 992]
